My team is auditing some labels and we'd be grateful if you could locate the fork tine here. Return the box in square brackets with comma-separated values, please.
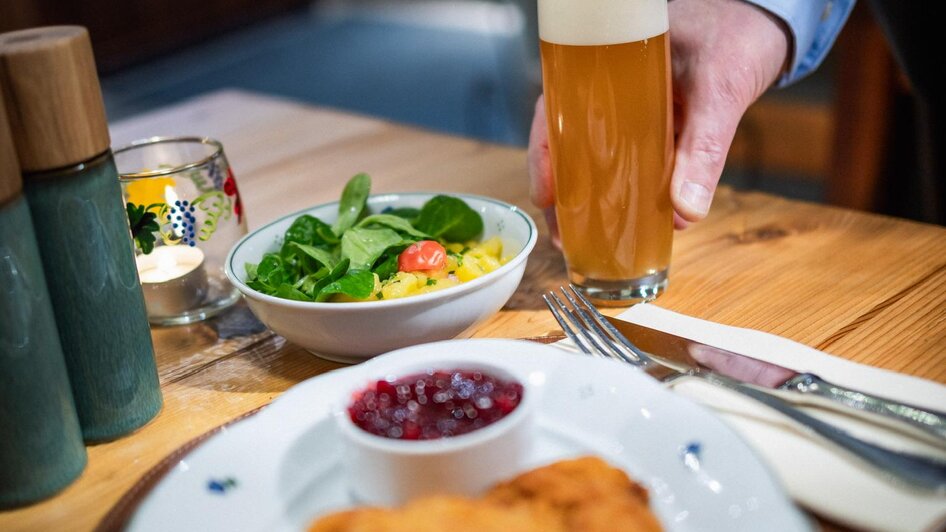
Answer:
[559, 287, 639, 365]
[566, 284, 653, 364]
[544, 288, 627, 363]
[542, 293, 594, 355]
[545, 292, 613, 359]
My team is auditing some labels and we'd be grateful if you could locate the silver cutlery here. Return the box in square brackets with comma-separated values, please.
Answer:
[544, 284, 946, 494]
[602, 315, 946, 447]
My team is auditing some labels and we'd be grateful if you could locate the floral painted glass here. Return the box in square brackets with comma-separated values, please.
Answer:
[116, 137, 247, 325]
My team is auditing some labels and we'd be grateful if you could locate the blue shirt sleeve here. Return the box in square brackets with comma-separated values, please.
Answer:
[741, 0, 856, 87]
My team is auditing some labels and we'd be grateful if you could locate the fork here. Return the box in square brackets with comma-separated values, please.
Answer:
[544, 284, 946, 494]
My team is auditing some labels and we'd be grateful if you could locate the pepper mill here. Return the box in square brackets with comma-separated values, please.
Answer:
[0, 84, 86, 507]
[0, 26, 162, 441]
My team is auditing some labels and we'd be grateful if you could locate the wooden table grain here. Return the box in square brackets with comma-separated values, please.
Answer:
[2, 90, 944, 531]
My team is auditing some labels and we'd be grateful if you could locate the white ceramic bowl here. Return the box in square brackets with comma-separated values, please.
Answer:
[225, 193, 537, 363]
[333, 343, 537, 505]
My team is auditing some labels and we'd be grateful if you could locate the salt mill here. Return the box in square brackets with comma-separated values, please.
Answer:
[0, 84, 86, 507]
[0, 26, 162, 441]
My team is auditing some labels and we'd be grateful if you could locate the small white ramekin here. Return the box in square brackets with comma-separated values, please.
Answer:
[334, 353, 536, 505]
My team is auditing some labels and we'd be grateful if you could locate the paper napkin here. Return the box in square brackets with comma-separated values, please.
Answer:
[565, 304, 946, 532]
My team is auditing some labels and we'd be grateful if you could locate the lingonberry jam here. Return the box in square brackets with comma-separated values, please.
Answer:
[347, 369, 524, 440]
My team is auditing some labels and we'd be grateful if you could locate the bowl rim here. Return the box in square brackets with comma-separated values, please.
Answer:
[224, 191, 538, 310]
[333, 357, 535, 454]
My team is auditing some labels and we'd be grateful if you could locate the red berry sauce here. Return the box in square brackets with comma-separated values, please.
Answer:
[347, 369, 524, 440]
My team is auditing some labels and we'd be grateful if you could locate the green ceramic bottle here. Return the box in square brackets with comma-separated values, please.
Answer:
[0, 87, 86, 507]
[0, 26, 162, 441]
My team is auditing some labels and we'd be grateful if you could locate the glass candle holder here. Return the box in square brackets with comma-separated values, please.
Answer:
[116, 137, 248, 325]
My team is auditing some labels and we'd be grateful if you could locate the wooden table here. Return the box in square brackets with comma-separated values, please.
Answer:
[2, 90, 945, 531]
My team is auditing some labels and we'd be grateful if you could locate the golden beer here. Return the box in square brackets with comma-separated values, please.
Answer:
[539, 0, 673, 302]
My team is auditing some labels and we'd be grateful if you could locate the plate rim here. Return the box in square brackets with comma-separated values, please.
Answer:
[113, 337, 808, 531]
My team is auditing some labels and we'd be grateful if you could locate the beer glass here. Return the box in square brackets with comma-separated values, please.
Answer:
[538, 0, 674, 304]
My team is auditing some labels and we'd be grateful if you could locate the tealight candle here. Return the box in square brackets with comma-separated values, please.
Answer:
[135, 246, 208, 317]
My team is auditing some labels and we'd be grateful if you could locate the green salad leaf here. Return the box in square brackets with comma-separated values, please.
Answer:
[332, 172, 371, 235]
[303, 259, 350, 300]
[256, 255, 290, 286]
[290, 242, 337, 270]
[317, 269, 376, 301]
[341, 227, 407, 271]
[356, 214, 431, 239]
[371, 250, 400, 281]
[284, 215, 338, 249]
[382, 206, 421, 220]
[414, 195, 484, 242]
[245, 174, 484, 302]
[273, 283, 310, 301]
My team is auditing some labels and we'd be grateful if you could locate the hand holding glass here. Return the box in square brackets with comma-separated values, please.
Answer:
[539, 0, 674, 304]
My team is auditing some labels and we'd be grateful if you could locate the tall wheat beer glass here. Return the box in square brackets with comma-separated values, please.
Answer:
[539, 0, 673, 303]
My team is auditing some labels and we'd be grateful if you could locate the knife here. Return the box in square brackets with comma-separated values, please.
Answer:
[547, 287, 946, 493]
[606, 316, 946, 447]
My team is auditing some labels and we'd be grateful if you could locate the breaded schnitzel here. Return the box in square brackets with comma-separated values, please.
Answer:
[309, 456, 662, 532]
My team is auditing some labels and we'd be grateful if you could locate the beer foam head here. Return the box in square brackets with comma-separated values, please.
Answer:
[538, 0, 669, 45]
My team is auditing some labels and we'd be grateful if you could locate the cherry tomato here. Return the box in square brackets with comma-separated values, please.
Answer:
[398, 240, 447, 272]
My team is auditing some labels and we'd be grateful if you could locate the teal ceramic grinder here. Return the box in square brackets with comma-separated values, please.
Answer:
[0, 26, 162, 442]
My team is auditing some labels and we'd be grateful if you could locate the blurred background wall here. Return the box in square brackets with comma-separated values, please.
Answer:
[1, 0, 932, 223]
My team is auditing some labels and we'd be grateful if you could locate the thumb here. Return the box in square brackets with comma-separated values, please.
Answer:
[670, 89, 745, 222]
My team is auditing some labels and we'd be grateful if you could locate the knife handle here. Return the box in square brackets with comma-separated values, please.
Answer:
[780, 373, 946, 446]
[701, 372, 946, 494]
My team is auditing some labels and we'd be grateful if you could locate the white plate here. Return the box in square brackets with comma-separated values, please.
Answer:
[128, 339, 809, 531]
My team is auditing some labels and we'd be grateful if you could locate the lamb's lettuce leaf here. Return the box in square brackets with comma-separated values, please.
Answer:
[332, 172, 370, 235]
[413, 195, 483, 242]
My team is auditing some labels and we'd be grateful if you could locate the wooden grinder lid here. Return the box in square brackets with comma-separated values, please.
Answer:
[0, 88, 21, 205]
[0, 26, 110, 173]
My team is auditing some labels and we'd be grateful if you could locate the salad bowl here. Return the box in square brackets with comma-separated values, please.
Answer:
[226, 191, 537, 363]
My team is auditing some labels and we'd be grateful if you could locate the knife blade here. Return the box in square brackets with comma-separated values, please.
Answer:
[606, 316, 946, 446]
